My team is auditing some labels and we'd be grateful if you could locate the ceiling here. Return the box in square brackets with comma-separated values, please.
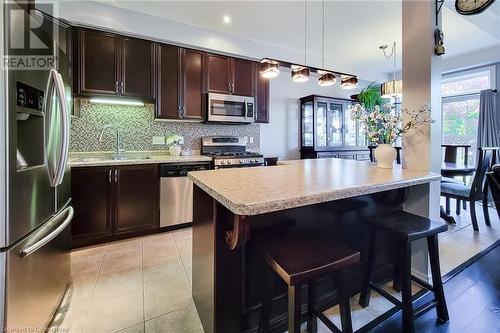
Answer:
[92, 0, 500, 75]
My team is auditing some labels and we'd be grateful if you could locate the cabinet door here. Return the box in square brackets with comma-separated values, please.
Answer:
[114, 165, 159, 235]
[205, 54, 232, 94]
[156, 44, 181, 119]
[232, 59, 255, 96]
[121, 38, 155, 100]
[255, 70, 269, 123]
[78, 29, 119, 95]
[182, 49, 204, 120]
[327, 103, 343, 147]
[71, 167, 113, 242]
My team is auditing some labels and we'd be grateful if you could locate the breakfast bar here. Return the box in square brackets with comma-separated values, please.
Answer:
[188, 158, 440, 333]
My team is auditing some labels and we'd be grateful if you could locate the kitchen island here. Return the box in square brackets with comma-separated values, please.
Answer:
[188, 158, 440, 333]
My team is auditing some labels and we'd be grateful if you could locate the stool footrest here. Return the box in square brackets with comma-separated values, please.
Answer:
[369, 283, 403, 307]
[410, 275, 434, 292]
[313, 309, 343, 333]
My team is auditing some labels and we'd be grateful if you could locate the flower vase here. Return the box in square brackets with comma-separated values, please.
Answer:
[169, 144, 181, 157]
[374, 144, 396, 169]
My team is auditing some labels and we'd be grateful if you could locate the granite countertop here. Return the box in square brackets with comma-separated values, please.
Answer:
[70, 151, 212, 167]
[188, 158, 441, 216]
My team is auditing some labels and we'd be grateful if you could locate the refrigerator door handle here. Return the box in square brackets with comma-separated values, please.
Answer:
[20, 206, 74, 257]
[43, 69, 58, 186]
[53, 71, 70, 186]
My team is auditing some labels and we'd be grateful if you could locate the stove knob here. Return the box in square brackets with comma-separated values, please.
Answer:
[251, 159, 256, 163]
[226, 160, 232, 165]
[221, 160, 226, 165]
[239, 159, 244, 164]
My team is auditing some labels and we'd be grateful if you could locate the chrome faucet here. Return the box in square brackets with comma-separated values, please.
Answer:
[98, 125, 123, 159]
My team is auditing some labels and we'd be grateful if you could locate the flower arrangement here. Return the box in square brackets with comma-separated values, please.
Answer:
[351, 103, 433, 144]
[165, 134, 183, 146]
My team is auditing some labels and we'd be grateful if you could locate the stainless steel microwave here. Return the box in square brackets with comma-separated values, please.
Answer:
[207, 93, 255, 124]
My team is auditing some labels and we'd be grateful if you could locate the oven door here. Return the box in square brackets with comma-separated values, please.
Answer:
[207, 93, 254, 123]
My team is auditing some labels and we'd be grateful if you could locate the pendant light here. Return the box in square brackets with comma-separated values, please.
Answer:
[380, 42, 402, 98]
[341, 75, 358, 89]
[260, 59, 280, 79]
[292, 0, 310, 83]
[318, 0, 336, 87]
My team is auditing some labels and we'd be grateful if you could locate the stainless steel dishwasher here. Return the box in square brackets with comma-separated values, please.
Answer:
[159, 162, 211, 228]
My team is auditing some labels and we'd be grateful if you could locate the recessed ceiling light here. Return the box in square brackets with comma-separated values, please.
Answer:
[222, 15, 231, 24]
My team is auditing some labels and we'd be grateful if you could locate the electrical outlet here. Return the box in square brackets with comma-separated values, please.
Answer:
[249, 136, 254, 144]
[152, 136, 165, 145]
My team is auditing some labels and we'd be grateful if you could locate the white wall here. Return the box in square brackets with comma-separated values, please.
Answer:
[260, 68, 365, 160]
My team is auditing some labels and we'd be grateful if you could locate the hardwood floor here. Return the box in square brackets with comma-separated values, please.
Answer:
[367, 243, 500, 333]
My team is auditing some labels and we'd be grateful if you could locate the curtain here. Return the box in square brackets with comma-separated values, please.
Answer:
[477, 89, 499, 149]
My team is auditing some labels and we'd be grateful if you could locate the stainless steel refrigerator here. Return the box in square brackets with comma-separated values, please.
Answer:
[0, 2, 73, 330]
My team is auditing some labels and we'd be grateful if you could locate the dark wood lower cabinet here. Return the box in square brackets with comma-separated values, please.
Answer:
[71, 164, 159, 248]
[114, 165, 159, 234]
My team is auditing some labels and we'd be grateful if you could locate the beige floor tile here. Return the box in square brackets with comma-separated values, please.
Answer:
[106, 238, 142, 255]
[93, 268, 143, 300]
[352, 291, 394, 317]
[143, 233, 179, 261]
[71, 244, 107, 262]
[172, 228, 192, 242]
[115, 322, 145, 333]
[67, 275, 97, 307]
[144, 275, 192, 320]
[321, 301, 376, 332]
[71, 256, 103, 278]
[175, 238, 192, 271]
[51, 302, 89, 333]
[143, 257, 187, 289]
[100, 248, 142, 275]
[83, 290, 144, 333]
[144, 303, 203, 333]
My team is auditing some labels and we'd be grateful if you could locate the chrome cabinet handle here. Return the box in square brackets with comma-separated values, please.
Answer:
[120, 82, 124, 94]
[115, 81, 119, 94]
[114, 169, 118, 183]
[108, 169, 112, 183]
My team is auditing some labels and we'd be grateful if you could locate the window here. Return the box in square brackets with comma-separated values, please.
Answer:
[441, 66, 496, 164]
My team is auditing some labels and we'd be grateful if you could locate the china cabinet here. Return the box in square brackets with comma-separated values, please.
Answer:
[300, 95, 369, 160]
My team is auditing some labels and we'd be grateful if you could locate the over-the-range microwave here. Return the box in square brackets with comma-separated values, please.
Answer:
[207, 93, 255, 124]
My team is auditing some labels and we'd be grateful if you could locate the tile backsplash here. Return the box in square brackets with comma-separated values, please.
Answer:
[70, 100, 260, 152]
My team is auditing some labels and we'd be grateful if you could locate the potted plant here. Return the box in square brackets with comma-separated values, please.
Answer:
[166, 134, 183, 157]
[352, 83, 383, 109]
[351, 103, 433, 168]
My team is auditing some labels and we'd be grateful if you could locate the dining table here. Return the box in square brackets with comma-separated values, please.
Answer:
[440, 162, 476, 224]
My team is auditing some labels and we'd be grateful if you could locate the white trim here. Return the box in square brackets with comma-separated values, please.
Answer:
[0, 0, 6, 248]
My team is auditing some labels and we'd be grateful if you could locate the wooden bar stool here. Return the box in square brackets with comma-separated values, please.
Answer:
[258, 235, 360, 333]
[359, 211, 449, 333]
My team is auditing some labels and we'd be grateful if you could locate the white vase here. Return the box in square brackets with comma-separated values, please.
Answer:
[169, 145, 181, 157]
[374, 144, 397, 169]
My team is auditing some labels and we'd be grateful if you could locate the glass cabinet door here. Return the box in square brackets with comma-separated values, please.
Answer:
[343, 104, 357, 146]
[301, 101, 314, 147]
[316, 101, 328, 147]
[327, 103, 342, 146]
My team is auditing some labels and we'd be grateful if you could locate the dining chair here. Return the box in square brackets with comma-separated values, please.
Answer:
[441, 144, 473, 213]
[441, 147, 498, 231]
[486, 164, 500, 221]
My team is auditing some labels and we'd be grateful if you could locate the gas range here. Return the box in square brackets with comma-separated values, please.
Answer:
[201, 136, 264, 169]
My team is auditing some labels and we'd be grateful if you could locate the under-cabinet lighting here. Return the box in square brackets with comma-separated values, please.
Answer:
[88, 98, 145, 107]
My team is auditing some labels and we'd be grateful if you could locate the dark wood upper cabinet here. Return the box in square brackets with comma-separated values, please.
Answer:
[204, 54, 255, 96]
[156, 44, 181, 119]
[75, 28, 155, 100]
[205, 54, 232, 94]
[255, 71, 270, 123]
[71, 167, 113, 243]
[114, 165, 159, 235]
[156, 45, 203, 120]
[78, 29, 119, 95]
[232, 59, 255, 96]
[121, 37, 155, 100]
[182, 49, 204, 120]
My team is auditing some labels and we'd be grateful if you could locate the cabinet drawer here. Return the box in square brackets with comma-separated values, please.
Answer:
[356, 152, 371, 161]
[316, 152, 338, 159]
[337, 153, 356, 160]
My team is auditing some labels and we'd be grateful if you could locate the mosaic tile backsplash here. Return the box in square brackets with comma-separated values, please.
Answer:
[70, 100, 260, 152]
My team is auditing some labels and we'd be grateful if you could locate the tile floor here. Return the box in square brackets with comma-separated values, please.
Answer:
[53, 204, 499, 333]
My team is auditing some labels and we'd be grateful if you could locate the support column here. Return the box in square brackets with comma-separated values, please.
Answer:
[402, 0, 443, 280]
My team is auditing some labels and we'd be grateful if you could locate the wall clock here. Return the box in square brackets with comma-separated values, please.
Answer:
[455, 0, 496, 15]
